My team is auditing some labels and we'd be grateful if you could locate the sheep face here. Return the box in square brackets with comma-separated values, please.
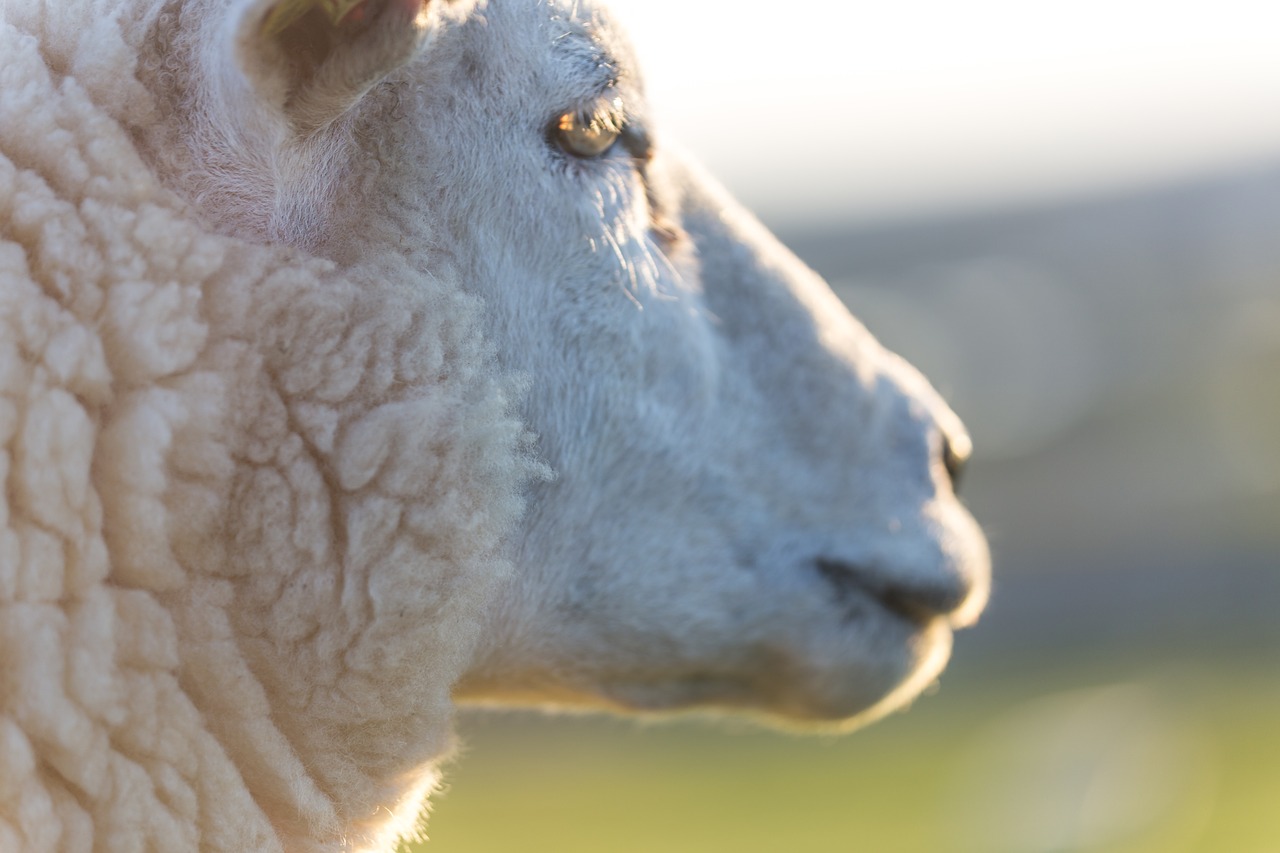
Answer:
[177, 0, 990, 728]
[434, 1, 990, 727]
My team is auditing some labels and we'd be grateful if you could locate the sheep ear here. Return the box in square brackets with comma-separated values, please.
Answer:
[234, 0, 435, 132]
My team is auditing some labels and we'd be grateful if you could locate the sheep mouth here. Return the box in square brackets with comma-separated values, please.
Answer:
[814, 558, 957, 629]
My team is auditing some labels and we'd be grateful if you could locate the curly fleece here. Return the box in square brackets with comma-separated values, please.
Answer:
[0, 6, 532, 851]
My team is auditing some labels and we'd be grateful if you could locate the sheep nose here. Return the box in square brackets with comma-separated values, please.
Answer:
[815, 558, 975, 626]
[941, 429, 971, 494]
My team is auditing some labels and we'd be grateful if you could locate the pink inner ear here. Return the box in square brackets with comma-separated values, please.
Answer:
[339, 1, 370, 25]
[247, 0, 436, 132]
[342, 0, 428, 26]
[262, 0, 369, 36]
[324, 0, 366, 21]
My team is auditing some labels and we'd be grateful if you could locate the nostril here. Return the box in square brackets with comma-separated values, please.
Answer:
[879, 586, 946, 626]
[941, 432, 970, 493]
[815, 559, 969, 627]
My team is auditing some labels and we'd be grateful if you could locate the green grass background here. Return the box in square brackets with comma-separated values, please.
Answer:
[410, 660, 1279, 853]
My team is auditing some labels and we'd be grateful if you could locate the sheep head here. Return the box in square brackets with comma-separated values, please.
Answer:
[167, 0, 991, 730]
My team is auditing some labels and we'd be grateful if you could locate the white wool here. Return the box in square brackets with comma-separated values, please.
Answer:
[1, 4, 532, 850]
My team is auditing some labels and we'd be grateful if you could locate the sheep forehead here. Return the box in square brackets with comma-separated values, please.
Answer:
[462, 0, 642, 103]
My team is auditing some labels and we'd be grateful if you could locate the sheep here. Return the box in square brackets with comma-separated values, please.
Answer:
[0, 0, 991, 850]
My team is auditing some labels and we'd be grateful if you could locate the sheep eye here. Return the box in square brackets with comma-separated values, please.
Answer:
[552, 97, 625, 159]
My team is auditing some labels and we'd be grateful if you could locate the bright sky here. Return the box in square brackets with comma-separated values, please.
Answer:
[607, 0, 1280, 223]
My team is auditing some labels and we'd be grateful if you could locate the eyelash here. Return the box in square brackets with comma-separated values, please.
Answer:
[548, 94, 651, 163]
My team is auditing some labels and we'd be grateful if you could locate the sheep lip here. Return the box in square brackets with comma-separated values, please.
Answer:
[814, 558, 953, 629]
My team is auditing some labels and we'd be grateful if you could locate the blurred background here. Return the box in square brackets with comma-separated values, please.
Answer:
[414, 1, 1280, 850]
